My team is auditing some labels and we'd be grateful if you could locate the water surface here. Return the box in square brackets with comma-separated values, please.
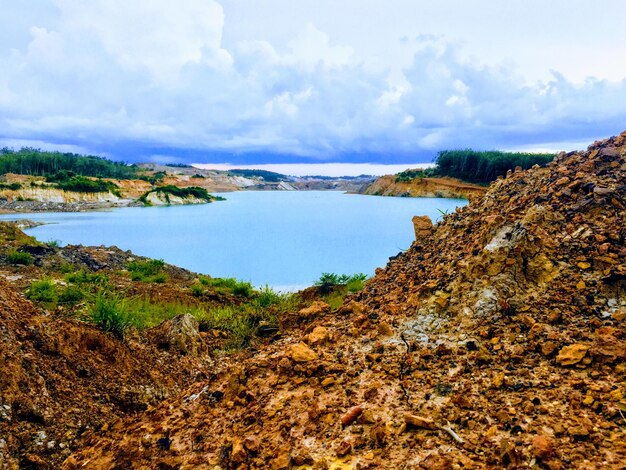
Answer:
[0, 191, 466, 290]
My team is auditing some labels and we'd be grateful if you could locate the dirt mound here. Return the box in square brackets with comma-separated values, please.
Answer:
[0, 277, 214, 468]
[57, 132, 626, 467]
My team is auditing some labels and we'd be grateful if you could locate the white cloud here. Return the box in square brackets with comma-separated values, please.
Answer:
[0, 1, 625, 163]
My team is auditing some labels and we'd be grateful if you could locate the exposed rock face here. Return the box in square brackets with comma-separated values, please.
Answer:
[56, 131, 626, 467]
[361, 174, 486, 199]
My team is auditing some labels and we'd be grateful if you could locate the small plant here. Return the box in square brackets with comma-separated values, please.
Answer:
[254, 285, 283, 308]
[26, 278, 58, 303]
[58, 263, 75, 274]
[202, 277, 253, 297]
[190, 282, 204, 297]
[315, 272, 342, 295]
[58, 285, 84, 304]
[88, 291, 131, 339]
[346, 274, 368, 293]
[7, 249, 34, 266]
[127, 259, 167, 283]
[46, 239, 60, 247]
[232, 280, 253, 298]
[315, 273, 367, 294]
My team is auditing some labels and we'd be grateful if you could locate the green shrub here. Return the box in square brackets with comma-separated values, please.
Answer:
[59, 263, 75, 274]
[395, 168, 436, 183]
[26, 278, 58, 303]
[55, 175, 120, 195]
[58, 285, 84, 304]
[88, 292, 131, 339]
[194, 306, 258, 349]
[201, 277, 253, 297]
[7, 249, 34, 266]
[314, 272, 341, 294]
[46, 239, 60, 247]
[346, 276, 367, 293]
[232, 281, 253, 298]
[122, 298, 207, 329]
[254, 285, 283, 308]
[127, 259, 167, 282]
[0, 182, 21, 190]
[315, 272, 368, 295]
[190, 282, 204, 297]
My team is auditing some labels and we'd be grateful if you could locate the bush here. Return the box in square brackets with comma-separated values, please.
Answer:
[7, 249, 34, 266]
[58, 285, 84, 304]
[200, 277, 253, 297]
[194, 306, 259, 349]
[26, 278, 58, 303]
[254, 285, 283, 308]
[127, 259, 167, 282]
[232, 281, 253, 298]
[88, 292, 131, 339]
[395, 168, 436, 183]
[314, 272, 368, 295]
[190, 282, 204, 297]
[0, 182, 21, 190]
[55, 175, 120, 195]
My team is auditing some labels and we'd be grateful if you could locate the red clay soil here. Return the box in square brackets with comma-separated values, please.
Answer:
[61, 133, 625, 469]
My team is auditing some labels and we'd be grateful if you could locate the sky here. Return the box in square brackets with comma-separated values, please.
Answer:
[1, 0, 626, 172]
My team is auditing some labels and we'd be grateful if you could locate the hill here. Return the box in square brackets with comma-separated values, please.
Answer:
[61, 132, 625, 468]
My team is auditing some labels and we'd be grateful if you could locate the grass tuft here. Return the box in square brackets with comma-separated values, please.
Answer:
[7, 249, 34, 266]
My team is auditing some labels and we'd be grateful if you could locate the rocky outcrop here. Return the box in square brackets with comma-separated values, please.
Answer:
[412, 215, 433, 239]
[63, 132, 625, 468]
[361, 174, 486, 199]
[142, 191, 209, 206]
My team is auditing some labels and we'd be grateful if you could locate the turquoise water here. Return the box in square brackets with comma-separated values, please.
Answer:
[0, 191, 466, 290]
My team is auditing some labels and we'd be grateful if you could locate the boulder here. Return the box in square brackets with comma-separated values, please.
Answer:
[152, 314, 203, 356]
[412, 215, 433, 239]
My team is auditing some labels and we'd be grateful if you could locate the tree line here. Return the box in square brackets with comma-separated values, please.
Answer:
[0, 147, 140, 180]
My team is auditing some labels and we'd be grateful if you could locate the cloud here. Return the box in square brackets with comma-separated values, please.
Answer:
[0, 1, 625, 163]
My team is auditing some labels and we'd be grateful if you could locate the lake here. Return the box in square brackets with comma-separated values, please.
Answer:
[0, 191, 466, 290]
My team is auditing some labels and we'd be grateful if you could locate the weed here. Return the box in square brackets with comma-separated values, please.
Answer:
[26, 278, 58, 303]
[46, 239, 60, 247]
[87, 291, 131, 339]
[202, 277, 253, 297]
[190, 282, 204, 297]
[127, 259, 167, 283]
[7, 249, 34, 266]
[58, 285, 84, 304]
[232, 281, 253, 298]
[254, 285, 283, 308]
[58, 263, 75, 274]
[314, 272, 368, 294]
